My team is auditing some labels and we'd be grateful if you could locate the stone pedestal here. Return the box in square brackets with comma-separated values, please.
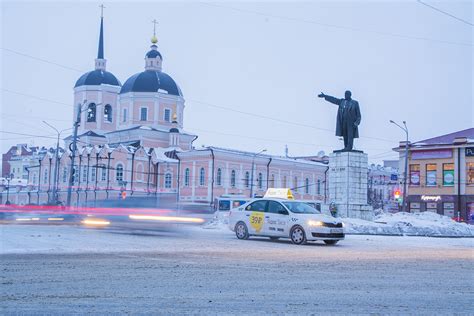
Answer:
[328, 151, 374, 220]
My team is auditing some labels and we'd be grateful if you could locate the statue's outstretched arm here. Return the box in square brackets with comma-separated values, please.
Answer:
[323, 95, 341, 105]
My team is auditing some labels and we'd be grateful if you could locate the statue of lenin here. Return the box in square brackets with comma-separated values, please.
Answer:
[318, 90, 361, 151]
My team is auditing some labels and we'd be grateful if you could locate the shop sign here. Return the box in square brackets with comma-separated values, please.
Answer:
[443, 170, 454, 186]
[411, 149, 452, 160]
[466, 147, 474, 157]
[443, 202, 454, 209]
[421, 195, 442, 202]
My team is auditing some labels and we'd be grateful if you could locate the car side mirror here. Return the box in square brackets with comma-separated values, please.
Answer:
[278, 209, 289, 215]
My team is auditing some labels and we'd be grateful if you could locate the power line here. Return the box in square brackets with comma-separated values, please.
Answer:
[417, 0, 473, 26]
[200, 2, 472, 46]
[0, 131, 57, 139]
[1, 47, 86, 72]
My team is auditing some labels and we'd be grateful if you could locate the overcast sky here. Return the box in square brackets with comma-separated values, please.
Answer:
[1, 0, 472, 165]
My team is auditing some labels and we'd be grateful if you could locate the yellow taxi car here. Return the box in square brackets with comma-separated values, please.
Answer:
[228, 189, 344, 245]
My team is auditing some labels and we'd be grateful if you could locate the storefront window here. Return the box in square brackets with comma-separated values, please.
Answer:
[443, 202, 454, 218]
[442, 163, 454, 186]
[467, 162, 474, 185]
[425, 163, 437, 186]
[409, 164, 420, 186]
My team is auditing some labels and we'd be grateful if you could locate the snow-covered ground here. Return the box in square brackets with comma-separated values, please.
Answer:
[1, 224, 473, 314]
[344, 211, 474, 237]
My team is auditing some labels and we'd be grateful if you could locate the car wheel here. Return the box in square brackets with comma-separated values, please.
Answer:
[324, 240, 338, 245]
[290, 226, 306, 245]
[235, 222, 249, 240]
[269, 237, 279, 241]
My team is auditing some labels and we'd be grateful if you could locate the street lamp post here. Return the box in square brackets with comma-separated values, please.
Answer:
[5, 173, 13, 205]
[250, 149, 267, 198]
[43, 121, 71, 205]
[390, 120, 409, 213]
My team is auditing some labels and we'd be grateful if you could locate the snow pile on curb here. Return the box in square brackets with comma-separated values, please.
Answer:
[344, 211, 474, 237]
[201, 212, 229, 230]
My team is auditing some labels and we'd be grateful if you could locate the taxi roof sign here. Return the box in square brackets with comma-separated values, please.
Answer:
[264, 188, 294, 200]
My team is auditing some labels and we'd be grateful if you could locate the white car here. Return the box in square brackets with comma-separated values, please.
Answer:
[228, 198, 344, 245]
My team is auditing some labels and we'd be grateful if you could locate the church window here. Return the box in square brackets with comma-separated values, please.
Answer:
[101, 165, 107, 181]
[116, 164, 123, 182]
[123, 108, 127, 122]
[62, 167, 68, 183]
[231, 170, 236, 188]
[317, 179, 321, 195]
[164, 109, 171, 122]
[104, 104, 112, 122]
[216, 168, 222, 186]
[258, 172, 263, 189]
[184, 168, 190, 186]
[294, 176, 298, 192]
[200, 168, 205, 186]
[44, 169, 48, 184]
[87, 103, 96, 122]
[245, 171, 250, 188]
[165, 173, 172, 188]
[305, 178, 309, 194]
[140, 108, 148, 121]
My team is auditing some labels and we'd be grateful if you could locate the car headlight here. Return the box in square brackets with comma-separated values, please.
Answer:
[308, 220, 324, 227]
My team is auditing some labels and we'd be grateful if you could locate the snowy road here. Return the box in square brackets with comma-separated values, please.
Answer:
[1, 224, 473, 314]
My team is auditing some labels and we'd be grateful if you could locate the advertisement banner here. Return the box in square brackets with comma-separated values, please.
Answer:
[426, 170, 437, 186]
[411, 149, 452, 160]
[466, 147, 474, 157]
[410, 170, 420, 185]
[443, 170, 454, 186]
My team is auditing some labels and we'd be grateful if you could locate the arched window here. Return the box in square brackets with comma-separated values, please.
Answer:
[200, 168, 205, 186]
[116, 164, 123, 182]
[293, 176, 298, 192]
[44, 168, 48, 184]
[82, 166, 87, 181]
[283, 175, 287, 188]
[62, 167, 68, 183]
[245, 171, 250, 188]
[216, 168, 222, 186]
[271, 174, 275, 187]
[184, 168, 190, 186]
[231, 170, 236, 188]
[305, 178, 309, 194]
[165, 173, 172, 188]
[87, 103, 96, 122]
[32, 172, 37, 185]
[101, 165, 107, 181]
[317, 179, 321, 195]
[104, 104, 112, 122]
[258, 172, 263, 189]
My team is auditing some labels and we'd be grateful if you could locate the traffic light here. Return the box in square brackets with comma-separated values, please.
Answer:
[394, 189, 401, 200]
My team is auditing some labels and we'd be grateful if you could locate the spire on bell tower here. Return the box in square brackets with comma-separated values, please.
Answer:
[95, 4, 107, 71]
[144, 18, 163, 71]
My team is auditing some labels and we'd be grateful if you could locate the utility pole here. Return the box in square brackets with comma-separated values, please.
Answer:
[67, 101, 86, 207]
[43, 121, 71, 205]
[250, 149, 267, 198]
[390, 120, 409, 213]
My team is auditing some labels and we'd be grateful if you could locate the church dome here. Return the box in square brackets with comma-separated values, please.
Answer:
[120, 70, 182, 96]
[75, 69, 121, 88]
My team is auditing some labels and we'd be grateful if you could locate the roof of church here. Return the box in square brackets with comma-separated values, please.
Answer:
[120, 70, 182, 96]
[74, 69, 121, 88]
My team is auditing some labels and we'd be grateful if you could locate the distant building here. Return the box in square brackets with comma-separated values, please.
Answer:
[367, 164, 399, 211]
[393, 128, 474, 222]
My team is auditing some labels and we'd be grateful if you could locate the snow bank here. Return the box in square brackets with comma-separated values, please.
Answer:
[344, 211, 474, 237]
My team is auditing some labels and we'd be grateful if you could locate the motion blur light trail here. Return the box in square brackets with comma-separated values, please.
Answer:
[129, 215, 205, 223]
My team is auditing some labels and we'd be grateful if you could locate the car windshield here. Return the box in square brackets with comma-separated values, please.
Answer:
[282, 201, 320, 214]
